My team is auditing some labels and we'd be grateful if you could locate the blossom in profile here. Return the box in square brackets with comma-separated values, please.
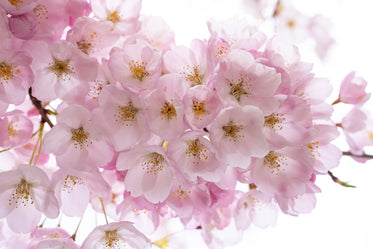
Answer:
[81, 221, 151, 249]
[337, 71, 370, 106]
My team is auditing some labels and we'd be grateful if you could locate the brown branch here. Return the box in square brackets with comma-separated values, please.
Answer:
[28, 88, 54, 128]
[342, 151, 373, 160]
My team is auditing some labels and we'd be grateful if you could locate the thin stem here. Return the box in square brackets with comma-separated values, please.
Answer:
[343, 151, 373, 160]
[33, 122, 44, 165]
[29, 126, 42, 165]
[332, 98, 341, 105]
[39, 217, 47, 228]
[328, 171, 356, 188]
[99, 197, 109, 224]
[0, 148, 10, 153]
[71, 214, 84, 241]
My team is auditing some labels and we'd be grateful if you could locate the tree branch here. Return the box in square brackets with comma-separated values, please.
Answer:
[28, 88, 54, 128]
[342, 151, 373, 160]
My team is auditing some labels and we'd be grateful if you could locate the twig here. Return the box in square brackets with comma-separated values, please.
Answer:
[28, 88, 54, 128]
[342, 151, 373, 160]
[328, 171, 356, 188]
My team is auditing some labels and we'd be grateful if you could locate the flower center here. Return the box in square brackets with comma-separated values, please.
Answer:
[33, 4, 48, 21]
[0, 62, 20, 84]
[103, 229, 125, 249]
[107, 11, 121, 24]
[114, 102, 139, 126]
[63, 175, 83, 193]
[192, 100, 208, 119]
[129, 60, 149, 81]
[9, 178, 33, 207]
[8, 0, 23, 6]
[71, 127, 90, 150]
[181, 65, 204, 86]
[308, 141, 320, 158]
[264, 151, 287, 175]
[48, 58, 74, 79]
[160, 101, 177, 120]
[172, 185, 191, 201]
[186, 139, 208, 164]
[228, 74, 252, 102]
[264, 113, 285, 130]
[7, 121, 17, 139]
[222, 121, 244, 142]
[141, 152, 166, 175]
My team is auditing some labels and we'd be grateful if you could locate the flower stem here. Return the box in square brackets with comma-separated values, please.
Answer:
[99, 197, 109, 224]
[28, 88, 54, 128]
[342, 151, 373, 160]
[328, 171, 356, 188]
[71, 214, 84, 241]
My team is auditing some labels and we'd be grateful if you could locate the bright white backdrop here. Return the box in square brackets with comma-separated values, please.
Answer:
[140, 0, 373, 248]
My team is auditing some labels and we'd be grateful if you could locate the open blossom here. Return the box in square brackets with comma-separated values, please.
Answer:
[214, 49, 281, 115]
[209, 105, 269, 169]
[0, 110, 33, 149]
[24, 40, 98, 103]
[43, 104, 113, 168]
[92, 85, 150, 151]
[109, 39, 162, 90]
[0, 50, 33, 105]
[0, 164, 59, 233]
[168, 131, 225, 182]
[163, 39, 212, 87]
[81, 221, 151, 249]
[51, 167, 111, 217]
[338, 71, 370, 105]
[90, 0, 141, 35]
[116, 145, 174, 203]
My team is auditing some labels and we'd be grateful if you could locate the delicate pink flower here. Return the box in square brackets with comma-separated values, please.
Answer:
[145, 88, 185, 140]
[163, 39, 212, 87]
[251, 147, 314, 198]
[43, 104, 113, 168]
[81, 221, 151, 249]
[338, 71, 370, 105]
[92, 85, 150, 151]
[90, 0, 141, 35]
[209, 105, 269, 169]
[109, 39, 162, 90]
[214, 49, 281, 115]
[0, 50, 33, 105]
[116, 145, 174, 203]
[263, 95, 312, 149]
[234, 190, 277, 230]
[0, 164, 59, 233]
[24, 40, 98, 103]
[183, 85, 221, 130]
[307, 124, 341, 174]
[167, 131, 225, 182]
[51, 167, 111, 217]
[67, 17, 119, 58]
[137, 15, 175, 52]
[0, 110, 33, 149]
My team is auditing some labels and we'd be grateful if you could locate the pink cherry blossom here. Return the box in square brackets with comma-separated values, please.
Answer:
[214, 49, 281, 115]
[24, 40, 98, 103]
[183, 85, 221, 130]
[167, 131, 225, 182]
[338, 71, 370, 105]
[116, 145, 174, 203]
[90, 0, 141, 35]
[92, 85, 150, 151]
[43, 104, 113, 168]
[81, 221, 151, 249]
[0, 164, 59, 233]
[209, 105, 269, 169]
[0, 49, 33, 105]
[109, 39, 162, 90]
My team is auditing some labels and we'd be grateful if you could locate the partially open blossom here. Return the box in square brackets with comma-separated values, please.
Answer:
[116, 145, 174, 203]
[81, 221, 151, 249]
[338, 71, 370, 105]
[0, 164, 59, 233]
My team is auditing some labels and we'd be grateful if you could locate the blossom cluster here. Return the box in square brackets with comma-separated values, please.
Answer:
[0, 0, 372, 248]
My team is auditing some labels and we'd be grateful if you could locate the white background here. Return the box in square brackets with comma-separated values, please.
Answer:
[140, 0, 373, 248]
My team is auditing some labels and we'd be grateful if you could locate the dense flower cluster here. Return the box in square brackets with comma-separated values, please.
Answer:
[0, 0, 372, 248]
